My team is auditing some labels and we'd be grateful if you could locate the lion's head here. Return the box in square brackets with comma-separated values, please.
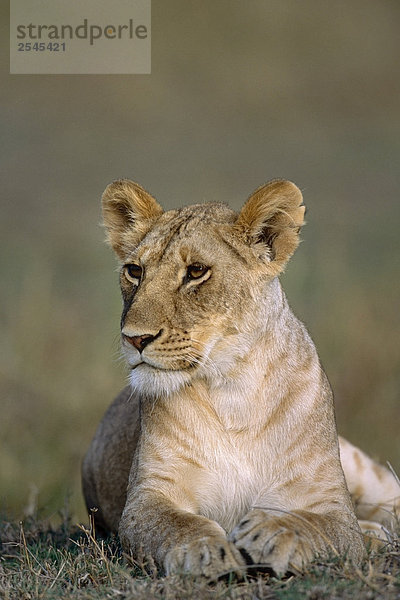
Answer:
[102, 179, 305, 396]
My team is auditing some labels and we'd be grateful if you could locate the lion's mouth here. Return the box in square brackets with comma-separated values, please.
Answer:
[130, 362, 144, 370]
[130, 360, 197, 373]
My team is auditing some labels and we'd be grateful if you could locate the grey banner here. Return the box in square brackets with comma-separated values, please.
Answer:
[10, 0, 151, 74]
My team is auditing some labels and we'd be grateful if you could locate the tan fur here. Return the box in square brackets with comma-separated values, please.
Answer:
[82, 179, 399, 578]
[338, 436, 399, 537]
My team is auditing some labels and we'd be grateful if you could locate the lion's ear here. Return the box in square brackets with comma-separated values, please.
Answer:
[102, 179, 163, 259]
[236, 179, 305, 273]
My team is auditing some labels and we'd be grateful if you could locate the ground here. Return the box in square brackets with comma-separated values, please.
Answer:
[1, 513, 399, 600]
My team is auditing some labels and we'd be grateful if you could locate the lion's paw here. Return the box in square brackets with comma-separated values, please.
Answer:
[229, 509, 314, 576]
[164, 535, 245, 578]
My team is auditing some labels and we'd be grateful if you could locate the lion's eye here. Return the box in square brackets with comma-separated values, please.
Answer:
[186, 264, 209, 280]
[124, 263, 142, 282]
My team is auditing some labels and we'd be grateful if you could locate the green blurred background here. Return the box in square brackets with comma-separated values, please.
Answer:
[1, 0, 399, 522]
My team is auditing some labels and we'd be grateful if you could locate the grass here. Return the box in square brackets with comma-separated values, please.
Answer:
[1, 513, 399, 599]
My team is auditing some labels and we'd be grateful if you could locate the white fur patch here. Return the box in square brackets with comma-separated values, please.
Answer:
[129, 364, 192, 397]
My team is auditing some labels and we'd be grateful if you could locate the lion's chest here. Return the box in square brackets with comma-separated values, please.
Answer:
[149, 389, 280, 532]
[191, 435, 268, 532]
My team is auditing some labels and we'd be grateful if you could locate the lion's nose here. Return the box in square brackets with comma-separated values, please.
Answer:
[122, 333, 157, 353]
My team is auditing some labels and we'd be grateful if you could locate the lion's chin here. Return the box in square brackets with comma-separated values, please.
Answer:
[129, 363, 193, 398]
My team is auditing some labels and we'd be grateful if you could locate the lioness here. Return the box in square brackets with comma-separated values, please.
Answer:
[82, 179, 399, 577]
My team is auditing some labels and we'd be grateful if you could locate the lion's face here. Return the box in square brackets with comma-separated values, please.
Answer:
[118, 205, 262, 395]
[102, 179, 305, 396]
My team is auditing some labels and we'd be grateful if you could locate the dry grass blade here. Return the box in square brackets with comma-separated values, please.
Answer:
[386, 462, 400, 490]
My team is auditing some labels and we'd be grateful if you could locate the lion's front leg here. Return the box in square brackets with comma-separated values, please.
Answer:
[229, 508, 365, 576]
[119, 492, 245, 578]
